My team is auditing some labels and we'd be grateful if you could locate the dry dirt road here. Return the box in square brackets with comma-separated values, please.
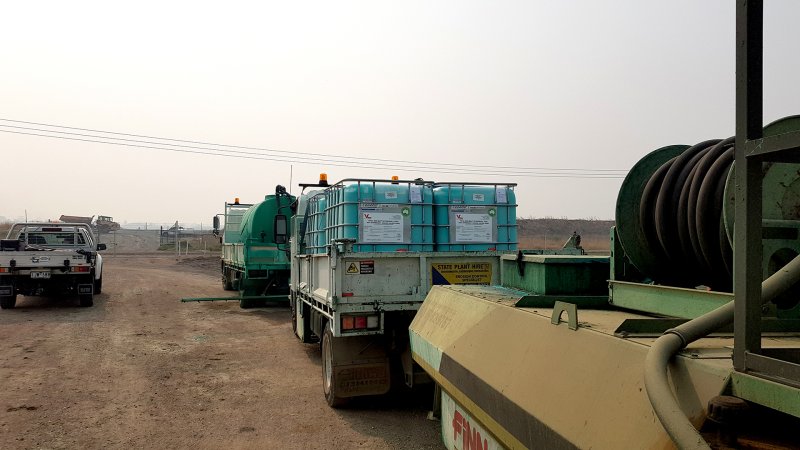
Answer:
[0, 254, 440, 449]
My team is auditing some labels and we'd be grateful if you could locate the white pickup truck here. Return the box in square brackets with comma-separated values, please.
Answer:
[0, 223, 106, 309]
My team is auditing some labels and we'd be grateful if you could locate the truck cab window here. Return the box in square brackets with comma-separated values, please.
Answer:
[28, 235, 46, 245]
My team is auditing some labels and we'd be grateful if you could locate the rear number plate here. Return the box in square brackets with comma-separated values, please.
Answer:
[31, 271, 51, 279]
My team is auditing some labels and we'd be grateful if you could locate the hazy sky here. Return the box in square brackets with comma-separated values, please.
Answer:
[2, 1, 799, 226]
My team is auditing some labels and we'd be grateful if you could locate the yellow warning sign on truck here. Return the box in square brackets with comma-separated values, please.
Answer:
[430, 262, 492, 286]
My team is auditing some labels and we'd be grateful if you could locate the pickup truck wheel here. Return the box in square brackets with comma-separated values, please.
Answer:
[94, 276, 103, 295]
[0, 295, 16, 310]
[322, 326, 347, 408]
[79, 294, 94, 307]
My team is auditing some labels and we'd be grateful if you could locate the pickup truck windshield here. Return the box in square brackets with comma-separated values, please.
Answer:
[22, 232, 87, 247]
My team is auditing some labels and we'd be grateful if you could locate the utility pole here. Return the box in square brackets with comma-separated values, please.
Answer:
[175, 221, 180, 259]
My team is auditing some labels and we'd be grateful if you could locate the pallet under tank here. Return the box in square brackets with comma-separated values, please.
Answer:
[409, 259, 800, 449]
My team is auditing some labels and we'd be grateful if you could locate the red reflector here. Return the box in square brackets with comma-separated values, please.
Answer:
[395, 249, 407, 252]
[342, 316, 355, 330]
[354, 316, 367, 329]
[341, 292, 354, 297]
[488, 247, 496, 251]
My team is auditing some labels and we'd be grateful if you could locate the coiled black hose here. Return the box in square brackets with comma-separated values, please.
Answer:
[638, 137, 735, 289]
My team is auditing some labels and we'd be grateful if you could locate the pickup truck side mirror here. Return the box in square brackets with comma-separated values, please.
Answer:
[97, 243, 107, 251]
[274, 214, 288, 244]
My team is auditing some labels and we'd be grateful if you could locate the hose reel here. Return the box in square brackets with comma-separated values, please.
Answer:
[616, 116, 800, 307]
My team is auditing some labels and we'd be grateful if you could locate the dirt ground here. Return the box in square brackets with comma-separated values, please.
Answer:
[0, 236, 441, 449]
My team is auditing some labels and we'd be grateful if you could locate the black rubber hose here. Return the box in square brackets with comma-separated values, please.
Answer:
[675, 148, 714, 280]
[696, 148, 734, 280]
[640, 157, 675, 280]
[655, 140, 721, 264]
[686, 137, 735, 276]
[636, 139, 737, 288]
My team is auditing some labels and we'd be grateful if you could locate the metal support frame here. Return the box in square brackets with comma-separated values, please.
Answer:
[734, 1, 800, 384]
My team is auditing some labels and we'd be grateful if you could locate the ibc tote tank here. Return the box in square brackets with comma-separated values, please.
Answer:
[433, 183, 518, 251]
[296, 189, 325, 255]
[305, 193, 327, 254]
[325, 178, 434, 252]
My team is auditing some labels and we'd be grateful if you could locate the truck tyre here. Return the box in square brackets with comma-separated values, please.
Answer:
[79, 293, 94, 307]
[231, 276, 240, 291]
[322, 326, 347, 408]
[291, 299, 298, 338]
[222, 269, 234, 291]
[239, 298, 254, 309]
[0, 295, 16, 310]
[94, 276, 103, 295]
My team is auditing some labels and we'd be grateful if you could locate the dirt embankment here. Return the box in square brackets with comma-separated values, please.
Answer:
[517, 218, 614, 252]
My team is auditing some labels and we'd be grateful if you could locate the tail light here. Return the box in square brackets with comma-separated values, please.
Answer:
[71, 266, 91, 273]
[341, 314, 380, 331]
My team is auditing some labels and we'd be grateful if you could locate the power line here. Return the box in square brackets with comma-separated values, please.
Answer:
[1, 128, 625, 179]
[0, 118, 628, 175]
[0, 123, 625, 177]
[0, 129, 625, 179]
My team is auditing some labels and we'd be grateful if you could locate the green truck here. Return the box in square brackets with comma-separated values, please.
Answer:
[212, 185, 295, 308]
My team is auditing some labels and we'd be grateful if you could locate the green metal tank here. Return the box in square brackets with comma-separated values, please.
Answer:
[238, 195, 290, 247]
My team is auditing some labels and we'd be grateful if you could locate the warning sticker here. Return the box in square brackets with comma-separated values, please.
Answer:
[431, 262, 492, 286]
[346, 261, 375, 275]
[359, 260, 374, 274]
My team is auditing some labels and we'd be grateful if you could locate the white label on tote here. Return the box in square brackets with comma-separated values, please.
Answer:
[410, 185, 423, 203]
[472, 193, 485, 202]
[361, 212, 404, 243]
[495, 187, 507, 204]
[385, 191, 398, 200]
[454, 213, 493, 243]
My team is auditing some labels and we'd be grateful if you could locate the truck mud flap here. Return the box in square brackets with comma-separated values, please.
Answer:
[331, 334, 391, 398]
[334, 363, 391, 398]
[0, 285, 13, 297]
[77, 284, 93, 295]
